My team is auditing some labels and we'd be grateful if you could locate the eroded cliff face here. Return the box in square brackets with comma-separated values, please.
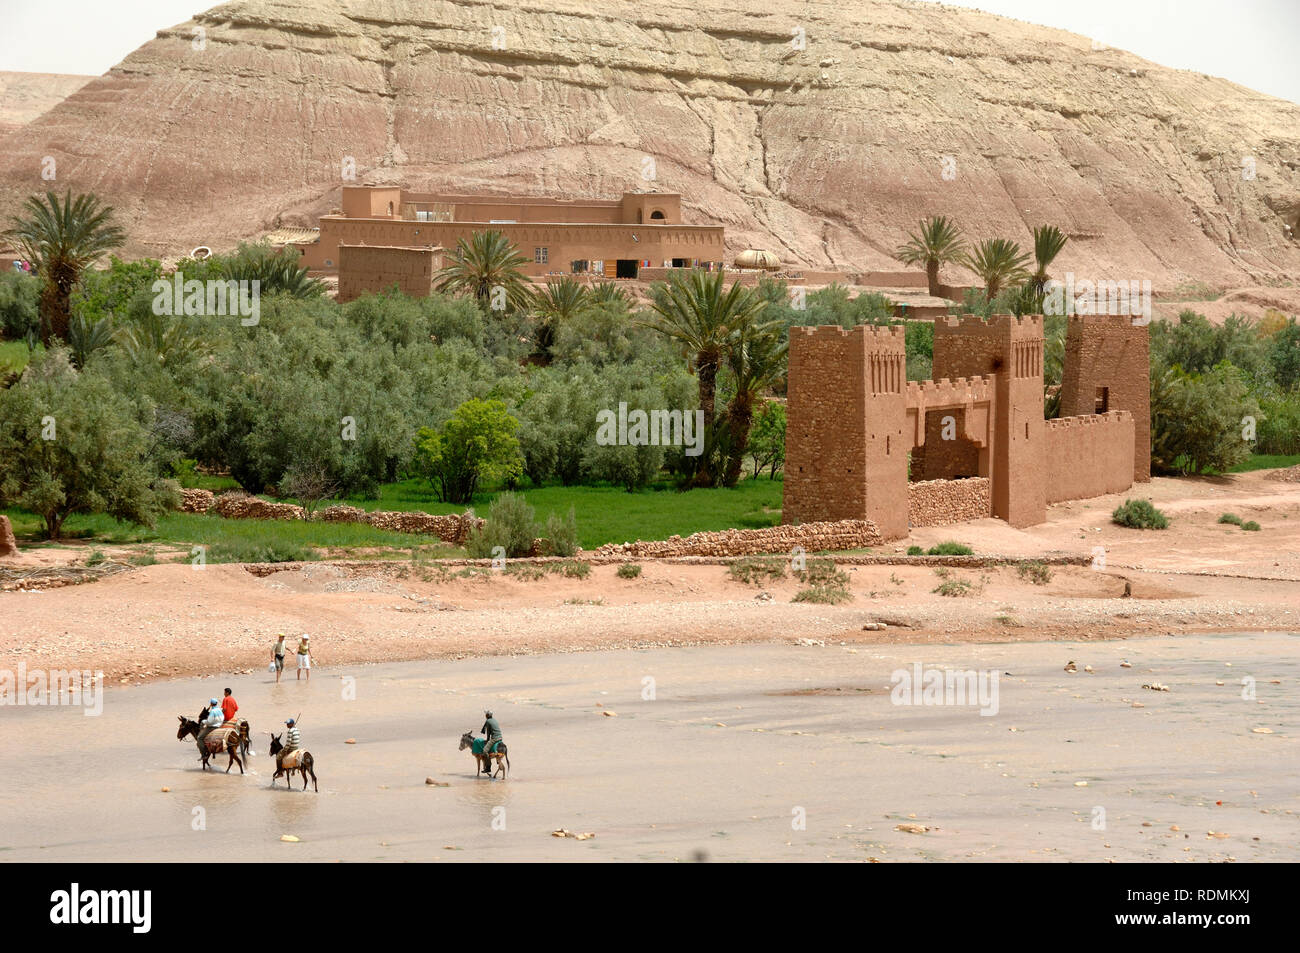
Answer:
[2, 0, 1297, 287]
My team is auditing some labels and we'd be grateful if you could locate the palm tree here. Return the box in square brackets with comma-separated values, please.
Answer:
[67, 313, 115, 370]
[532, 277, 592, 361]
[433, 230, 534, 313]
[721, 321, 788, 487]
[964, 238, 1031, 301]
[115, 311, 208, 366]
[5, 191, 125, 346]
[644, 269, 768, 423]
[643, 269, 769, 486]
[1029, 225, 1068, 297]
[894, 216, 967, 297]
[590, 280, 632, 310]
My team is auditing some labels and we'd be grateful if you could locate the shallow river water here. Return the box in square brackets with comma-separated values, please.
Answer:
[2, 633, 1296, 861]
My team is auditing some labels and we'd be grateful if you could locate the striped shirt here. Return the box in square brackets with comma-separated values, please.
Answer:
[286, 727, 301, 748]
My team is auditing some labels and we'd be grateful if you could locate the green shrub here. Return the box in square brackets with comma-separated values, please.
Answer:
[616, 563, 642, 579]
[927, 541, 974, 556]
[1015, 561, 1052, 585]
[465, 492, 537, 558]
[1112, 498, 1169, 530]
[1218, 512, 1242, 525]
[1240, 520, 1261, 531]
[906, 545, 925, 556]
[728, 556, 787, 585]
[540, 506, 579, 557]
[84, 548, 108, 567]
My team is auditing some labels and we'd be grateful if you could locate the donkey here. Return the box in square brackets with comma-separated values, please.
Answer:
[177, 715, 246, 774]
[459, 730, 509, 779]
[269, 733, 318, 792]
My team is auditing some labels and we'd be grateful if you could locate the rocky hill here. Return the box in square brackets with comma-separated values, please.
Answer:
[0, 71, 95, 137]
[2, 0, 1297, 289]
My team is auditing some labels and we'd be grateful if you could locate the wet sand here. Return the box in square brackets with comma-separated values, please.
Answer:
[2, 633, 1296, 862]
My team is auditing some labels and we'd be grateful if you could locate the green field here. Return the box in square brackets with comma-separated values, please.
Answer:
[4, 477, 785, 556]
[1226, 453, 1300, 473]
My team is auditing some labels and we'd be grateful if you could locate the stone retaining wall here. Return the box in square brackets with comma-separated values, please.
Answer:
[591, 519, 882, 558]
[179, 488, 216, 513]
[908, 477, 991, 527]
[213, 492, 305, 521]
[318, 505, 482, 544]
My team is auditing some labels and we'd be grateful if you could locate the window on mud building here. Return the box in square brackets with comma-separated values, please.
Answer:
[1095, 386, 1109, 413]
[535, 247, 548, 265]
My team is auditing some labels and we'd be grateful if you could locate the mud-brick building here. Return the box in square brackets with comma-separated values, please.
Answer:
[783, 314, 1149, 538]
[295, 185, 726, 280]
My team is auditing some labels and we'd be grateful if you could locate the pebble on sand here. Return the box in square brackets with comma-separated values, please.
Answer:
[425, 777, 449, 786]
[280, 835, 300, 843]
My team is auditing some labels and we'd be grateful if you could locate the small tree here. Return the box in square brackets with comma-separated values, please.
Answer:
[964, 238, 1031, 301]
[281, 464, 340, 518]
[0, 350, 179, 538]
[413, 398, 523, 504]
[747, 400, 786, 479]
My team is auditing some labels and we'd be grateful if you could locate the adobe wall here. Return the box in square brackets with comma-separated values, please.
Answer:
[0, 515, 17, 557]
[783, 324, 909, 539]
[908, 478, 991, 527]
[1044, 412, 1136, 504]
[932, 315, 1045, 527]
[299, 218, 724, 275]
[1058, 316, 1150, 482]
[338, 245, 441, 302]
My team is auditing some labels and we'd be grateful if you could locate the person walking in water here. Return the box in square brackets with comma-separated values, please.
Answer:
[272, 633, 287, 683]
[295, 634, 312, 681]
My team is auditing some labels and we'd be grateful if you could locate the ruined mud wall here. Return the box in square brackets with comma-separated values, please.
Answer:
[1044, 412, 1135, 503]
[908, 478, 991, 527]
[592, 519, 882, 558]
[337, 244, 439, 302]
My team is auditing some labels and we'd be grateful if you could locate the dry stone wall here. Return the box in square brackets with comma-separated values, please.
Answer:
[179, 488, 215, 513]
[908, 478, 991, 527]
[318, 505, 482, 544]
[592, 519, 882, 558]
[214, 492, 305, 521]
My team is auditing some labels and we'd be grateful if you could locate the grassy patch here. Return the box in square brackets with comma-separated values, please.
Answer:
[1241, 520, 1261, 531]
[933, 579, 978, 597]
[1015, 560, 1053, 585]
[1218, 512, 1243, 525]
[333, 477, 784, 548]
[728, 556, 787, 585]
[1225, 454, 1300, 473]
[616, 563, 642, 579]
[906, 545, 924, 556]
[927, 541, 974, 556]
[791, 558, 851, 604]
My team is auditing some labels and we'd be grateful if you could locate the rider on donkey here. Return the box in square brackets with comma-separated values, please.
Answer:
[481, 710, 503, 761]
[277, 717, 301, 771]
[194, 698, 223, 757]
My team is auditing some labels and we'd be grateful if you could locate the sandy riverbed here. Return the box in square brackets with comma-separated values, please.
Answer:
[1, 635, 1295, 862]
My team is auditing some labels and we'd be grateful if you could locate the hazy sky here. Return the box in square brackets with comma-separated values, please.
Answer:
[0, 0, 1296, 103]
